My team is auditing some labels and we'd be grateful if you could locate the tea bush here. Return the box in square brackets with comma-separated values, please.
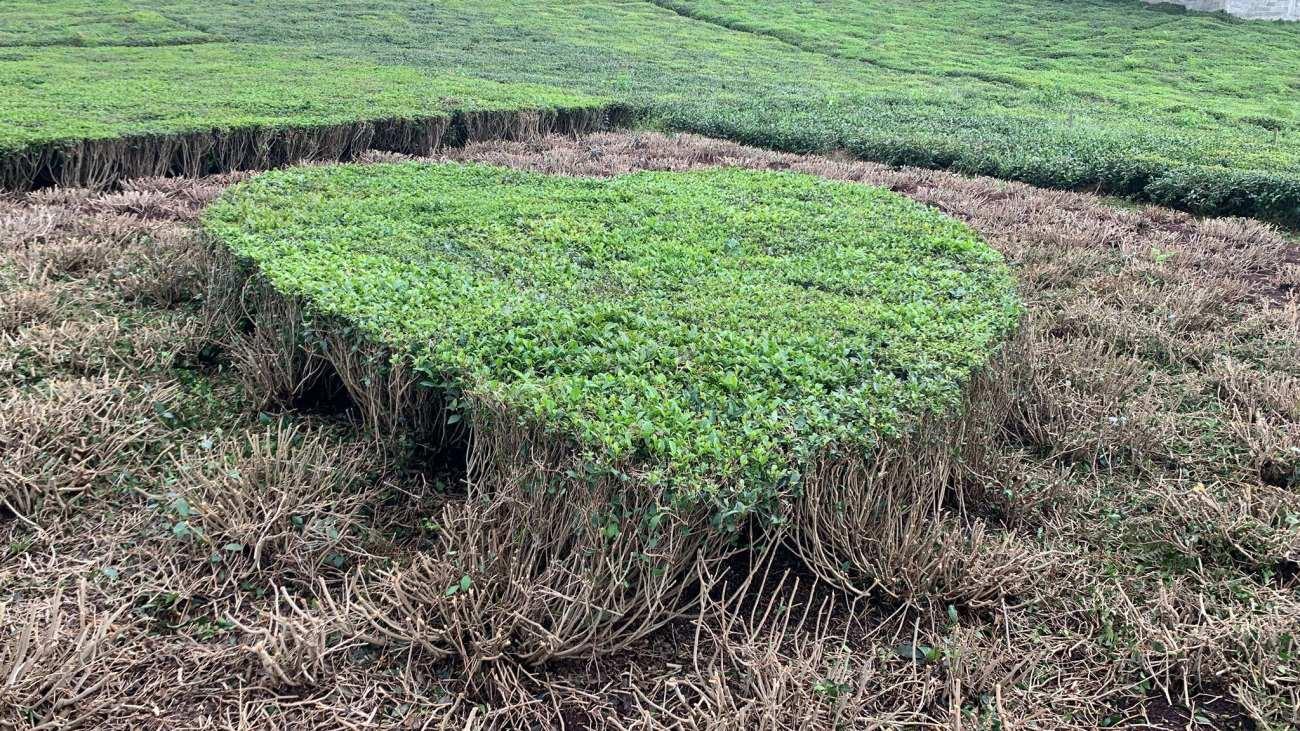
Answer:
[204, 163, 1020, 512]
[0, 42, 610, 187]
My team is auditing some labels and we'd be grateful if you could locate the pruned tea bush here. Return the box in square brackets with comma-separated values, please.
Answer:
[0, 43, 620, 189]
[6, 1, 1300, 223]
[205, 163, 1019, 538]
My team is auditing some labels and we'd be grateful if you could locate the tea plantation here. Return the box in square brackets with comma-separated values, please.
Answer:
[3, 0, 1298, 222]
[203, 164, 1020, 513]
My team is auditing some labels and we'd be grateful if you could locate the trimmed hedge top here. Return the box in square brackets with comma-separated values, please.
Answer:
[0, 44, 605, 155]
[205, 164, 1019, 511]
[8, 1, 1300, 223]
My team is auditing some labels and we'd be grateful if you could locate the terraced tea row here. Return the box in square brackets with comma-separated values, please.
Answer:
[3, 0, 1298, 223]
[203, 163, 1020, 525]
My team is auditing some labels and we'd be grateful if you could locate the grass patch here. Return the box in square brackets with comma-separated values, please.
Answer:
[203, 163, 1019, 515]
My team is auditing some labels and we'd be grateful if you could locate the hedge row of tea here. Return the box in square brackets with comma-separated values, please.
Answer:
[0, 0, 216, 47]
[0, 43, 608, 185]
[203, 164, 1020, 513]
[649, 0, 1300, 223]
[5, 0, 1299, 223]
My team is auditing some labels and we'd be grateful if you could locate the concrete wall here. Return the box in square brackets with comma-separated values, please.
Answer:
[1146, 0, 1300, 20]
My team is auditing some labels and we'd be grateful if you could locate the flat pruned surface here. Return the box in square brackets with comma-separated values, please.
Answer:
[2, 133, 1297, 728]
[3, 0, 1300, 222]
[204, 164, 1019, 505]
[0, 0, 216, 48]
[0, 44, 601, 145]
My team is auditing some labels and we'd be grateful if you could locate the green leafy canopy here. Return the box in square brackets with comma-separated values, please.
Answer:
[204, 163, 1020, 507]
[5, 1, 1300, 222]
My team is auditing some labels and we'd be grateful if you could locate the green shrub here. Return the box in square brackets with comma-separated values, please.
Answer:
[1145, 166, 1300, 223]
[0, 43, 615, 187]
[0, 0, 216, 48]
[204, 163, 1020, 518]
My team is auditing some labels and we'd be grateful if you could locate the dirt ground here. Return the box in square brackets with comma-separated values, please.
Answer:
[2, 132, 1297, 729]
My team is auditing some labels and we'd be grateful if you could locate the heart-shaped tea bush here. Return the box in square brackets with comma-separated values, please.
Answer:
[205, 163, 1019, 533]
